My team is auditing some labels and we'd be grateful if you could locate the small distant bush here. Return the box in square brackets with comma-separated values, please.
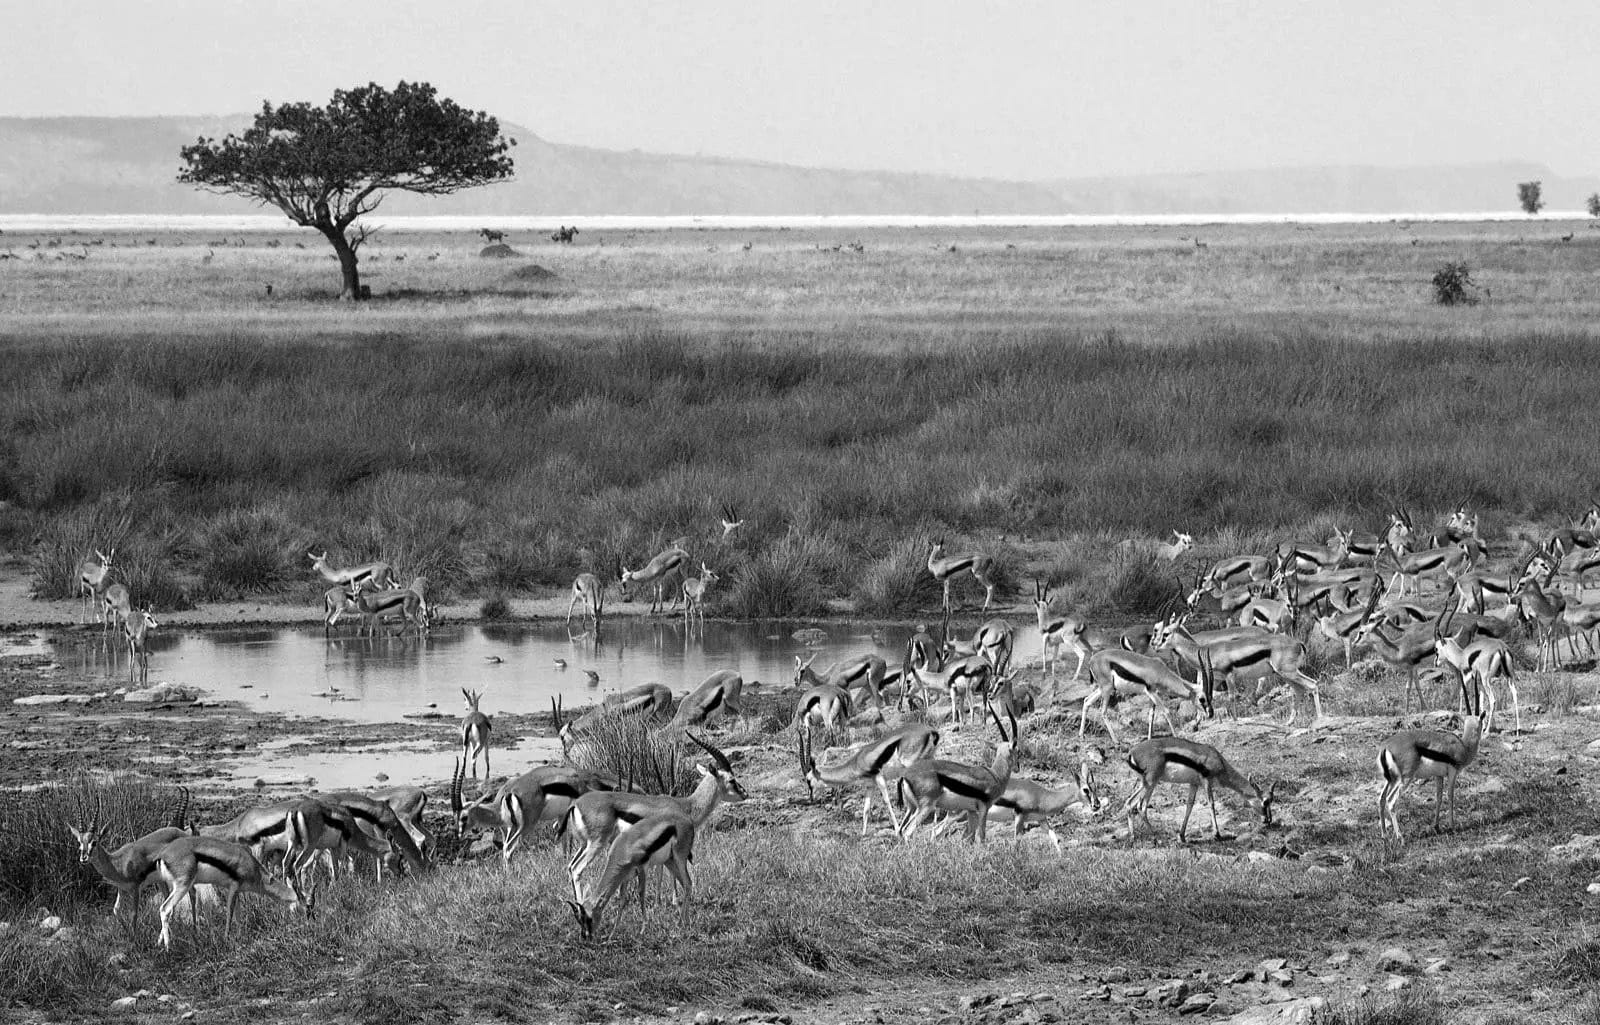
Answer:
[1588, 192, 1600, 218]
[853, 538, 941, 615]
[118, 546, 193, 612]
[1431, 261, 1477, 306]
[1518, 179, 1544, 216]
[195, 508, 297, 598]
[1315, 987, 1450, 1025]
[1101, 551, 1181, 617]
[479, 594, 512, 621]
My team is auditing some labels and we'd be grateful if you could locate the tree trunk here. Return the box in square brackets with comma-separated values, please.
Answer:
[318, 223, 363, 301]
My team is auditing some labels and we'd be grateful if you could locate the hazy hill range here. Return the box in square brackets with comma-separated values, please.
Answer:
[0, 116, 1595, 216]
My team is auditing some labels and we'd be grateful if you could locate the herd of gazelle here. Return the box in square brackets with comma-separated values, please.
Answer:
[64, 503, 1595, 944]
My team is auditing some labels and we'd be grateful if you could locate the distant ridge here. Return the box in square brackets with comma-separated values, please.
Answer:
[0, 116, 1595, 217]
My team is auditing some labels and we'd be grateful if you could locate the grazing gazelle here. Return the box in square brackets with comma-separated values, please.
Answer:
[988, 758, 1103, 851]
[316, 791, 429, 879]
[308, 549, 400, 593]
[1079, 647, 1207, 743]
[566, 812, 696, 942]
[944, 617, 1017, 677]
[558, 684, 676, 752]
[895, 712, 1017, 843]
[795, 652, 889, 715]
[153, 836, 304, 949]
[78, 548, 115, 624]
[1033, 581, 1092, 679]
[1123, 729, 1277, 843]
[1377, 688, 1493, 842]
[460, 688, 492, 779]
[451, 759, 613, 865]
[1118, 531, 1195, 563]
[563, 733, 744, 899]
[798, 723, 940, 834]
[927, 539, 996, 613]
[566, 572, 605, 626]
[671, 670, 746, 729]
[321, 583, 359, 633]
[792, 681, 852, 736]
[620, 546, 691, 614]
[124, 608, 159, 684]
[101, 582, 132, 637]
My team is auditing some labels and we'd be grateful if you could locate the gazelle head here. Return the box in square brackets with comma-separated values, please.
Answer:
[462, 688, 483, 713]
[687, 731, 747, 802]
[308, 550, 329, 568]
[1169, 531, 1194, 555]
[132, 608, 159, 633]
[65, 820, 111, 864]
[1251, 777, 1279, 828]
[792, 653, 819, 686]
[1075, 759, 1104, 814]
[97, 548, 114, 568]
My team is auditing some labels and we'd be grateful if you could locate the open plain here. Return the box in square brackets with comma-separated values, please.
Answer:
[4, 221, 1600, 1024]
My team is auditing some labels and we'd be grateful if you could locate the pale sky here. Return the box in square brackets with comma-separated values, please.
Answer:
[7, 0, 1597, 180]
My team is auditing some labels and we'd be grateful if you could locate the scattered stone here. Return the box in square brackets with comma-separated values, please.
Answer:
[38, 915, 61, 933]
[1102, 967, 1131, 984]
[1586, 881, 1600, 895]
[1325, 951, 1352, 968]
[124, 683, 202, 703]
[1267, 970, 1295, 986]
[1255, 958, 1287, 974]
[13, 694, 92, 706]
[1423, 958, 1452, 975]
[1178, 992, 1215, 1015]
[1376, 947, 1416, 973]
[1552, 835, 1600, 864]
[1225, 970, 1253, 985]
[110, 996, 138, 1011]
[1384, 975, 1411, 992]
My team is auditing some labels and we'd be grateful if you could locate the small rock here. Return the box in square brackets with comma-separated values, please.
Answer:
[1423, 958, 1452, 975]
[1384, 975, 1411, 992]
[38, 915, 62, 932]
[1102, 967, 1131, 984]
[1177, 992, 1214, 1015]
[1225, 971, 1252, 985]
[1268, 970, 1295, 986]
[1376, 947, 1416, 973]
[1255, 958, 1288, 974]
[1586, 881, 1600, 895]
[111, 996, 138, 1010]
[693, 1013, 718, 1025]
[1325, 951, 1352, 967]
[1550, 834, 1600, 864]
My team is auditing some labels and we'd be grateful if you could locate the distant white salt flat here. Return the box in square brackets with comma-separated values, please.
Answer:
[0, 211, 1592, 232]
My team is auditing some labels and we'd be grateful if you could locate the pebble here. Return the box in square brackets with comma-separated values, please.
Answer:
[1586, 882, 1600, 895]
[38, 915, 62, 933]
[110, 996, 138, 1011]
[1177, 992, 1214, 1015]
[1325, 951, 1352, 967]
[1384, 975, 1411, 992]
[1376, 947, 1416, 973]
[1424, 958, 1452, 975]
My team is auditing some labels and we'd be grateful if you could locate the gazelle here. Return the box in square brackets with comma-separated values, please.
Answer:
[124, 608, 158, 684]
[316, 792, 429, 879]
[681, 563, 718, 624]
[566, 572, 605, 626]
[1123, 734, 1276, 843]
[322, 584, 359, 633]
[1514, 572, 1567, 671]
[78, 548, 115, 624]
[906, 653, 993, 723]
[67, 799, 190, 921]
[1202, 630, 1323, 724]
[620, 546, 691, 614]
[154, 836, 304, 949]
[1386, 541, 1474, 598]
[558, 684, 676, 752]
[1236, 594, 1295, 633]
[451, 760, 612, 864]
[671, 670, 745, 729]
[795, 653, 889, 714]
[944, 618, 1017, 678]
[797, 723, 940, 833]
[460, 688, 491, 779]
[308, 550, 399, 592]
[718, 503, 745, 538]
[346, 582, 414, 637]
[1200, 555, 1274, 594]
[1434, 622, 1519, 734]
[368, 785, 432, 858]
[1079, 647, 1207, 743]
[927, 539, 996, 613]
[793, 682, 852, 735]
[896, 714, 1017, 843]
[1275, 534, 1349, 577]
[101, 582, 132, 637]
[1117, 531, 1195, 563]
[1033, 582, 1092, 679]
[989, 760, 1102, 852]
[566, 812, 696, 941]
[1353, 603, 1442, 712]
[1377, 687, 1492, 842]
[1450, 568, 1514, 614]
[563, 733, 744, 899]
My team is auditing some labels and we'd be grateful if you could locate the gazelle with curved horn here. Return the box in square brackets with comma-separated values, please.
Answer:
[566, 572, 605, 626]
[1386, 539, 1476, 598]
[566, 812, 696, 941]
[308, 549, 399, 592]
[1352, 588, 1443, 712]
[989, 758, 1103, 852]
[792, 681, 852, 736]
[451, 758, 612, 864]
[927, 539, 996, 613]
[1199, 627, 1324, 724]
[316, 791, 429, 879]
[905, 652, 993, 723]
[78, 548, 115, 624]
[1123, 710, 1277, 843]
[460, 688, 492, 779]
[895, 709, 1017, 843]
[1275, 533, 1350, 578]
[681, 563, 718, 625]
[1434, 610, 1520, 735]
[563, 733, 745, 899]
[718, 503, 745, 538]
[66, 791, 191, 921]
[797, 723, 940, 834]
[1033, 581, 1094, 679]
[620, 545, 691, 614]
[1377, 686, 1492, 842]
[944, 617, 1017, 678]
[124, 608, 158, 684]
[671, 670, 745, 729]
[1199, 555, 1274, 594]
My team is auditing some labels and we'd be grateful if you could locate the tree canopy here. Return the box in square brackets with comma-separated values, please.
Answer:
[179, 81, 515, 299]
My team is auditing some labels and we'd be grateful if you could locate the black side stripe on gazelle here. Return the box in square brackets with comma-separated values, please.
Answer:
[1223, 648, 1273, 671]
[194, 852, 244, 880]
[1163, 752, 1211, 776]
[1414, 743, 1464, 768]
[935, 771, 995, 801]
[243, 819, 289, 841]
[640, 823, 679, 860]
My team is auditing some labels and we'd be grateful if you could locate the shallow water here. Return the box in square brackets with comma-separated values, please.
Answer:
[63, 618, 918, 726]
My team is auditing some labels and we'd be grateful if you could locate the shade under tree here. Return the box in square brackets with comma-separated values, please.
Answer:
[178, 81, 515, 300]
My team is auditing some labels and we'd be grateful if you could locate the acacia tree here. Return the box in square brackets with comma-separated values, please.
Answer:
[1517, 180, 1544, 216]
[179, 81, 514, 300]
[1587, 192, 1600, 218]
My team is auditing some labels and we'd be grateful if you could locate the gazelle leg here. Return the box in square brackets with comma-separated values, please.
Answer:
[1432, 778, 1444, 830]
[1178, 783, 1200, 841]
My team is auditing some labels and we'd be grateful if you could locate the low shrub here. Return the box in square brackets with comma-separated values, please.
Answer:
[1431, 261, 1477, 305]
[853, 538, 942, 615]
[479, 594, 512, 621]
[723, 531, 830, 619]
[1315, 987, 1450, 1025]
[563, 708, 696, 796]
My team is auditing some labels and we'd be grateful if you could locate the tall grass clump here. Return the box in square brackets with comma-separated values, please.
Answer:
[1314, 987, 1451, 1025]
[115, 542, 193, 612]
[723, 531, 832, 619]
[25, 500, 134, 600]
[1099, 552, 1182, 617]
[853, 538, 942, 615]
[0, 776, 181, 912]
[192, 507, 298, 599]
[563, 709, 696, 796]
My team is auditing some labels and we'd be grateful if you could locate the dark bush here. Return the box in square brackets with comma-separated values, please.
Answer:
[1432, 262, 1477, 305]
